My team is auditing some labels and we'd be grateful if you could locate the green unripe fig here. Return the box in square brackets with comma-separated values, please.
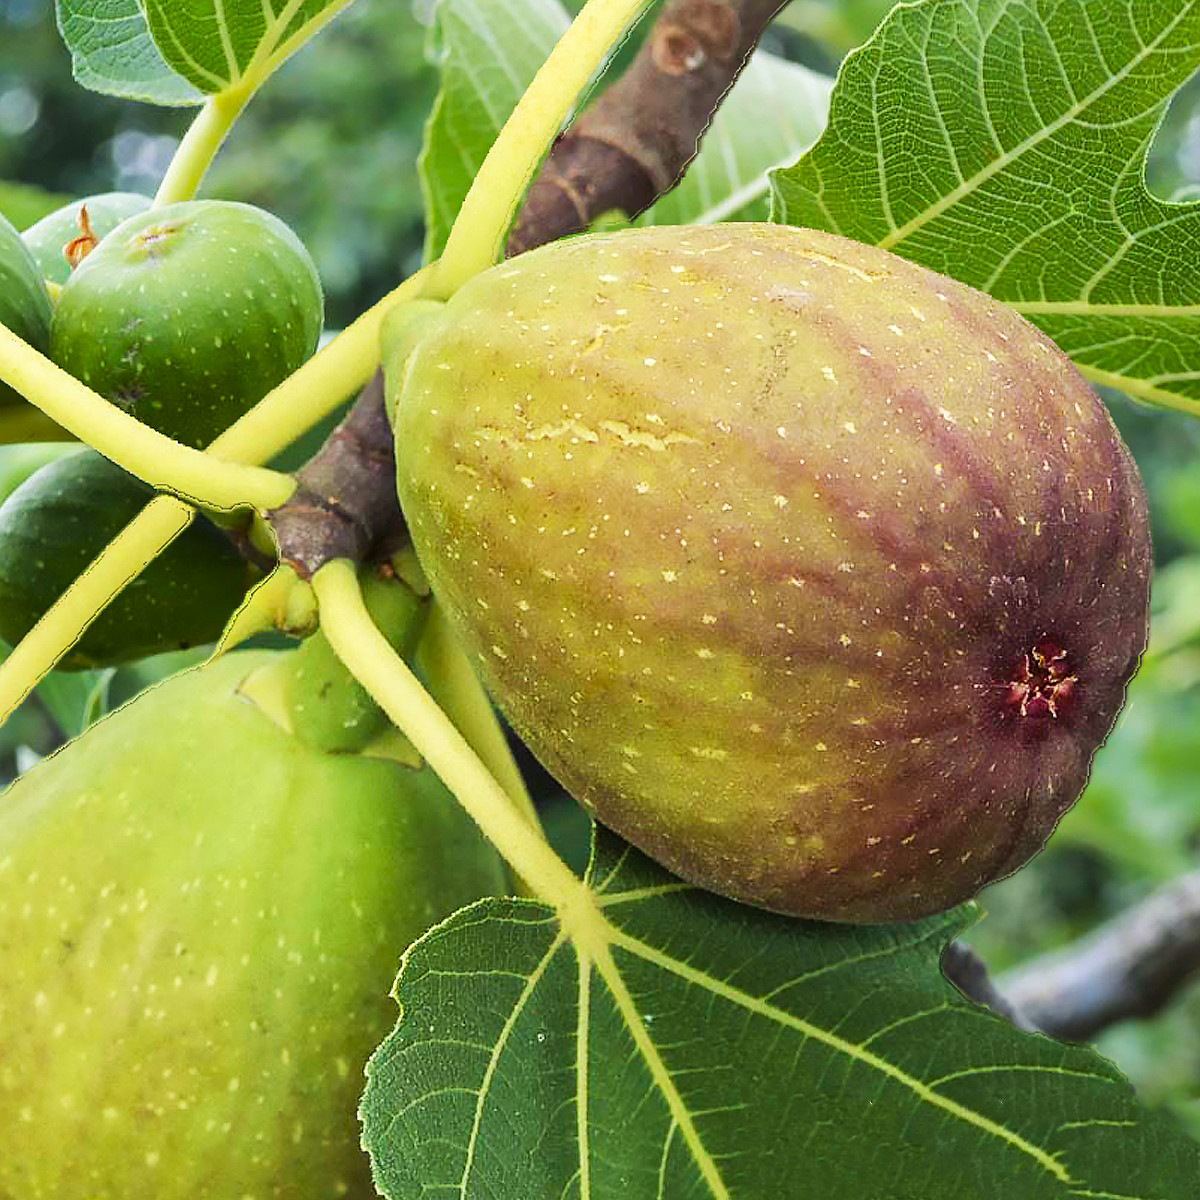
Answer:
[0, 441, 85, 505]
[0, 647, 509, 1197]
[20, 191, 151, 285]
[0, 210, 53, 407]
[49, 200, 323, 448]
[0, 449, 257, 666]
[388, 222, 1151, 924]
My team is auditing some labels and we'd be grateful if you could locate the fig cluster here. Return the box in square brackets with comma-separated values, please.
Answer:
[0, 196, 325, 667]
[387, 222, 1151, 923]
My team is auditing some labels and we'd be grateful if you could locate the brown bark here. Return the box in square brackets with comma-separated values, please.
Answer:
[509, 0, 789, 255]
[266, 372, 403, 579]
[999, 870, 1200, 1042]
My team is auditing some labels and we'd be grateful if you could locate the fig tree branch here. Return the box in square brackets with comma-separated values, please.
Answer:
[267, 372, 403, 579]
[940, 941, 1038, 1032]
[270, 0, 790, 574]
[509, 0, 791, 255]
[997, 868, 1200, 1042]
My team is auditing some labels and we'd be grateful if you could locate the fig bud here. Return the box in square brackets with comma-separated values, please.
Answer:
[389, 223, 1151, 923]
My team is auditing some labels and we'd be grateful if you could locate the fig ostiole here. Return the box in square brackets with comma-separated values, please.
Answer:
[49, 199, 323, 449]
[388, 221, 1151, 924]
[0, 645, 510, 1197]
[21, 191, 151, 285]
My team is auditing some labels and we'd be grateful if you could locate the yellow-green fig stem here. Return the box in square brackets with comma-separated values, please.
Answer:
[418, 599, 541, 835]
[0, 495, 192, 720]
[429, 0, 654, 299]
[154, 89, 254, 207]
[313, 560, 583, 909]
[0, 323, 292, 511]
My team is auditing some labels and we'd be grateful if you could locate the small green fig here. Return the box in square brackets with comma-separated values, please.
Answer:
[0, 449, 257, 666]
[388, 222, 1151, 923]
[49, 199, 323, 448]
[0, 441, 85, 505]
[20, 191, 151, 285]
[0, 645, 509, 1198]
[0, 210, 53, 407]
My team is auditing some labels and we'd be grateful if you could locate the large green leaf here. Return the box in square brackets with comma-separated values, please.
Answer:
[141, 0, 358, 95]
[55, 0, 359, 104]
[361, 828, 1200, 1198]
[640, 51, 833, 227]
[419, 0, 571, 261]
[771, 0, 1200, 418]
[55, 0, 203, 105]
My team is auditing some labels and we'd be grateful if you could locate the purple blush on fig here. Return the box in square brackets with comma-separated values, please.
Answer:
[388, 222, 1151, 923]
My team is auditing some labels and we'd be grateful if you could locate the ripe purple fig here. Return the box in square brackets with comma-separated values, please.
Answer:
[387, 223, 1151, 923]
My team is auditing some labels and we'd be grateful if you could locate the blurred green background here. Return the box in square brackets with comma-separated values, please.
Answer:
[1, 0, 1198, 1141]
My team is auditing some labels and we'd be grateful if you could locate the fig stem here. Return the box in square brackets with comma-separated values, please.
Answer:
[313, 559, 586, 911]
[429, 0, 655, 300]
[0, 495, 193, 722]
[154, 88, 253, 207]
[417, 599, 543, 838]
[0, 322, 292, 511]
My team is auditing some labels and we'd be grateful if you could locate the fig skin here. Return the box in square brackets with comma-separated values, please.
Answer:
[49, 199, 323, 449]
[389, 222, 1151, 924]
[0, 647, 509, 1197]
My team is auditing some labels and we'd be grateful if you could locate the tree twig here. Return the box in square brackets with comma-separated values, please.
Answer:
[509, 0, 790, 255]
[997, 868, 1200, 1042]
[940, 941, 1038, 1032]
[265, 371, 403, 578]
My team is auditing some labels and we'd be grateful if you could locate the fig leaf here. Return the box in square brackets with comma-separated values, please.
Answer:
[362, 826, 1200, 1199]
[771, 0, 1200, 417]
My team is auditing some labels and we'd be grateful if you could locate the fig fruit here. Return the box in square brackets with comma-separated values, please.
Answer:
[0, 210, 53, 407]
[0, 449, 257, 666]
[21, 190, 151, 284]
[49, 199, 323, 448]
[0, 644, 509, 1197]
[0, 441, 85, 505]
[388, 222, 1151, 923]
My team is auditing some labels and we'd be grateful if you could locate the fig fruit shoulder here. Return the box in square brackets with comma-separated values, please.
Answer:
[388, 221, 1151, 923]
[49, 199, 323, 448]
[0, 645, 509, 1197]
[0, 449, 257, 666]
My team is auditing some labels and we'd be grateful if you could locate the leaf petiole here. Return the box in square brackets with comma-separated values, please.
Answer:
[154, 87, 254, 207]
[429, 0, 653, 298]
[417, 599, 542, 835]
[0, 496, 194, 722]
[312, 559, 585, 910]
[0, 323, 292, 511]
